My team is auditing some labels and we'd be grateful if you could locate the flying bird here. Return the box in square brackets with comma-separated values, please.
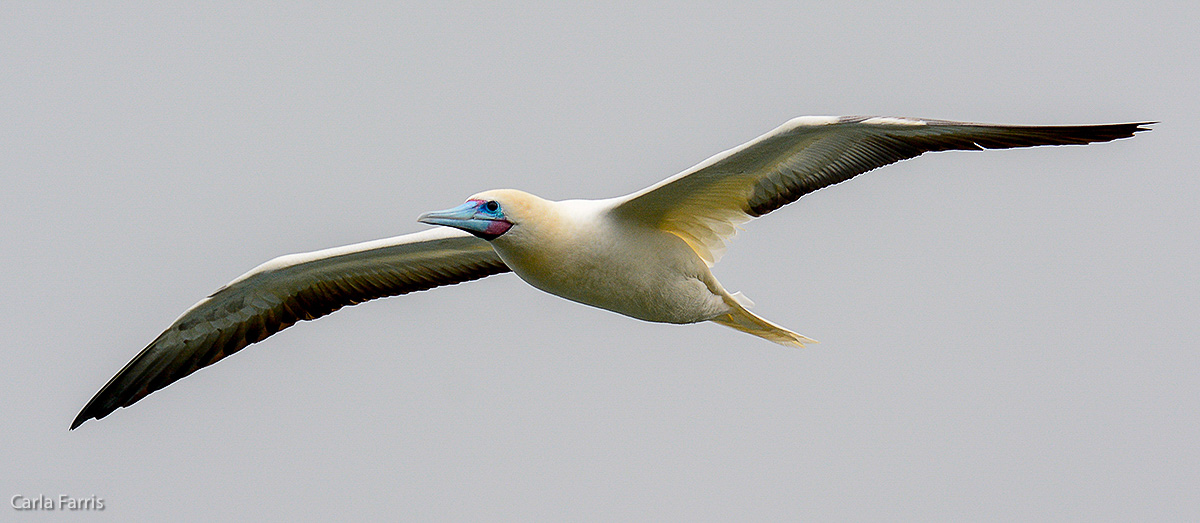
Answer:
[71, 115, 1150, 429]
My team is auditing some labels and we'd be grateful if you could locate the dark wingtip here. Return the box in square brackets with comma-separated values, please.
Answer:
[71, 400, 108, 430]
[1080, 121, 1155, 141]
[1116, 121, 1156, 136]
[71, 379, 125, 430]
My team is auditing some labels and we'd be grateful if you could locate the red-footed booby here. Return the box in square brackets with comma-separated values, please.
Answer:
[71, 115, 1150, 429]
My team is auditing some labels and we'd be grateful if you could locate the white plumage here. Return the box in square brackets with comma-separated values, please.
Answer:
[72, 115, 1150, 428]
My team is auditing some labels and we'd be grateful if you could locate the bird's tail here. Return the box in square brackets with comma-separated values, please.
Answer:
[710, 293, 817, 348]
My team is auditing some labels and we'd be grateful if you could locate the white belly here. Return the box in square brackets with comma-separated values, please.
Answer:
[494, 220, 731, 324]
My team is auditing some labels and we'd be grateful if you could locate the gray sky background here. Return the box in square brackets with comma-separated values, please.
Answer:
[3, 2, 1196, 521]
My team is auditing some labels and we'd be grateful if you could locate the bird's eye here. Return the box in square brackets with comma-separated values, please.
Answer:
[484, 200, 500, 213]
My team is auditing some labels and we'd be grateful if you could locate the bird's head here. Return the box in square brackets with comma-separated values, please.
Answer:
[419, 189, 542, 241]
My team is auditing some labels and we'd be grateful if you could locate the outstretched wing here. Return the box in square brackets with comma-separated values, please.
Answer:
[612, 116, 1151, 264]
[72, 228, 508, 429]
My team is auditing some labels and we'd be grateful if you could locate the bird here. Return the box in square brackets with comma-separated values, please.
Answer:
[70, 115, 1151, 429]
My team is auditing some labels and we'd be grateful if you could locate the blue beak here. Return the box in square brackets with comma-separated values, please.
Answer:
[418, 200, 513, 240]
[418, 201, 481, 228]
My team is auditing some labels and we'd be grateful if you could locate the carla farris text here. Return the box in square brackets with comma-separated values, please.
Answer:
[11, 494, 104, 511]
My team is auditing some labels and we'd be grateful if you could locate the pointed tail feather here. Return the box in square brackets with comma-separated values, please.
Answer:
[710, 305, 817, 347]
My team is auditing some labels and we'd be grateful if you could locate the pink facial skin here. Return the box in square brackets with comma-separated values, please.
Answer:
[483, 219, 513, 237]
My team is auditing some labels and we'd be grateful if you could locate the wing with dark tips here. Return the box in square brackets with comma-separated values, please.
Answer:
[72, 228, 508, 429]
[612, 116, 1151, 264]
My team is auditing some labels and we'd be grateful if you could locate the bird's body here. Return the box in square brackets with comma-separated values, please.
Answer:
[479, 193, 729, 325]
[71, 115, 1151, 429]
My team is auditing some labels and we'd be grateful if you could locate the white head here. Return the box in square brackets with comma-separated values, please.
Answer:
[418, 189, 556, 243]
